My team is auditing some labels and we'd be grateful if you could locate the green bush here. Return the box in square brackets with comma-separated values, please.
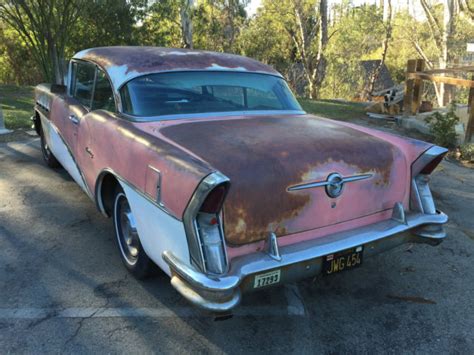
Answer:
[460, 143, 474, 161]
[425, 103, 460, 148]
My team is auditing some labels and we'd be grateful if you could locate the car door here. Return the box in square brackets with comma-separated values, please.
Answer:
[65, 60, 96, 154]
[76, 67, 117, 191]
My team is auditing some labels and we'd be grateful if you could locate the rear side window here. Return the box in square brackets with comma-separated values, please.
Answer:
[92, 69, 115, 111]
[71, 61, 96, 107]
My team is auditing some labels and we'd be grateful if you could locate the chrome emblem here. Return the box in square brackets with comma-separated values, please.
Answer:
[287, 172, 373, 198]
[325, 173, 345, 198]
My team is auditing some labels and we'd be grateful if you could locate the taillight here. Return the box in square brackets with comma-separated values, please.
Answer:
[196, 183, 229, 274]
[420, 154, 444, 175]
[410, 146, 447, 214]
[196, 212, 227, 274]
[199, 185, 227, 213]
[182, 172, 230, 275]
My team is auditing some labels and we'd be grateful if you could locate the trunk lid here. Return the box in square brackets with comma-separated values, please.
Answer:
[158, 114, 408, 245]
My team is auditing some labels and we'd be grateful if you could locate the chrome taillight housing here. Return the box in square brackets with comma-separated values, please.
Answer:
[410, 146, 448, 214]
[183, 172, 230, 275]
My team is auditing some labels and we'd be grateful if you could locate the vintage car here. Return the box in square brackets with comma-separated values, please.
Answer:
[33, 46, 448, 313]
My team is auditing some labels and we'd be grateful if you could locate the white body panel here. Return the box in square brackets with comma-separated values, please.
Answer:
[39, 115, 89, 195]
[119, 181, 190, 275]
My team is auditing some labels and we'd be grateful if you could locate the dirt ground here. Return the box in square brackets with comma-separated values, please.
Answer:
[0, 121, 473, 353]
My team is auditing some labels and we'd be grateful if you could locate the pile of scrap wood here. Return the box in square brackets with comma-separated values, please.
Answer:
[366, 84, 404, 118]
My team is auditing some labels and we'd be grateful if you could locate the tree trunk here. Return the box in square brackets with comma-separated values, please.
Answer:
[367, 0, 392, 99]
[180, 0, 194, 49]
[438, 0, 454, 106]
[312, 0, 328, 99]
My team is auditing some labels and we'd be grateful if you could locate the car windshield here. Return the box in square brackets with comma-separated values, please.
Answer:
[120, 71, 302, 117]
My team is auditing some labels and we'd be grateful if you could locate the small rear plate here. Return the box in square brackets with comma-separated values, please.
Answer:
[253, 269, 281, 289]
[322, 246, 364, 275]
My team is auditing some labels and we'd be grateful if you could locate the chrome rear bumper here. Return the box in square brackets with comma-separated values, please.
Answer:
[162, 209, 448, 313]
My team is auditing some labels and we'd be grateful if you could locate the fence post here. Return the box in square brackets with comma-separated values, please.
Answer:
[0, 105, 11, 135]
[411, 59, 425, 114]
[466, 75, 474, 143]
[403, 59, 417, 116]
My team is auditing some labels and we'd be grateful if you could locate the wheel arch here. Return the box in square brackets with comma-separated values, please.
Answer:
[95, 169, 121, 217]
[33, 110, 42, 135]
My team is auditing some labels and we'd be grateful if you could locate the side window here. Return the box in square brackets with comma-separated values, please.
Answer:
[72, 61, 96, 107]
[92, 70, 115, 111]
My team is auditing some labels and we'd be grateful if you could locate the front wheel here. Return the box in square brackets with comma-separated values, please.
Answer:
[113, 187, 153, 279]
[40, 129, 60, 168]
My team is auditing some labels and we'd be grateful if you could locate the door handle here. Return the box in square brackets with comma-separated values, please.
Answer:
[69, 114, 79, 125]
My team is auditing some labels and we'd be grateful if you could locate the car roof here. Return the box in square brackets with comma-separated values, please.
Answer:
[72, 46, 282, 90]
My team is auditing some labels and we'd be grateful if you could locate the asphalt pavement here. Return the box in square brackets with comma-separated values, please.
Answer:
[0, 136, 473, 354]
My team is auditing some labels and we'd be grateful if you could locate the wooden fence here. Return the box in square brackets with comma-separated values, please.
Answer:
[403, 59, 474, 143]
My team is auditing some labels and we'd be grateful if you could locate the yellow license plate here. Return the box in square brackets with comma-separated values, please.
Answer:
[253, 269, 281, 289]
[322, 246, 364, 275]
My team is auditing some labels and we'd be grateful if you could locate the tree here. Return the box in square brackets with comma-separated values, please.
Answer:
[68, 0, 139, 54]
[0, 0, 84, 84]
[418, 0, 455, 106]
[367, 0, 393, 98]
[180, 0, 194, 48]
[194, 0, 249, 52]
[248, 0, 329, 99]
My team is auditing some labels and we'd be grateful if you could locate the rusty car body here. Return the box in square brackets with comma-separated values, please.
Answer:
[33, 46, 448, 313]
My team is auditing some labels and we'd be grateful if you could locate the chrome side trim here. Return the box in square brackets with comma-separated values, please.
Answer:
[95, 168, 180, 221]
[182, 172, 230, 273]
[288, 173, 373, 192]
[164, 207, 448, 312]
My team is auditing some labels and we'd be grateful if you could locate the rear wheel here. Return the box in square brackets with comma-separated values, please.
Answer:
[113, 187, 153, 279]
[40, 128, 60, 168]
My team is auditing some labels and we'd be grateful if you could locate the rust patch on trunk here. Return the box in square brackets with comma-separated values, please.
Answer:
[161, 114, 397, 245]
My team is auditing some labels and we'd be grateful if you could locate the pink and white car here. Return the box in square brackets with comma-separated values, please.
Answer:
[33, 46, 448, 313]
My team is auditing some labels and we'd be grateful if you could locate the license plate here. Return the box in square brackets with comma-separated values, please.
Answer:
[253, 269, 281, 289]
[322, 246, 363, 275]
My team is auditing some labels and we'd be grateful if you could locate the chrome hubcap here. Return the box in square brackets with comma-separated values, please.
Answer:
[114, 193, 139, 265]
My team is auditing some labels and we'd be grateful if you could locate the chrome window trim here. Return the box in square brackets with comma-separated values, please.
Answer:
[69, 58, 119, 114]
[115, 69, 285, 93]
[182, 171, 230, 275]
[118, 110, 306, 123]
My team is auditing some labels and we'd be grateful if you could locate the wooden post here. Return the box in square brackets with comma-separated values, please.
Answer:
[0, 105, 11, 134]
[411, 59, 425, 114]
[466, 75, 474, 143]
[403, 59, 417, 116]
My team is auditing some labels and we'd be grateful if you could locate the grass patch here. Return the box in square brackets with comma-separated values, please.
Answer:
[0, 85, 34, 130]
[299, 98, 366, 121]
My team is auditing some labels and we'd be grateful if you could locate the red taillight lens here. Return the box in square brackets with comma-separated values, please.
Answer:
[199, 184, 228, 213]
[420, 154, 445, 175]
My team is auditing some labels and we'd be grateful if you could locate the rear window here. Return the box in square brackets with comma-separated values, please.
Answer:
[120, 71, 302, 117]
